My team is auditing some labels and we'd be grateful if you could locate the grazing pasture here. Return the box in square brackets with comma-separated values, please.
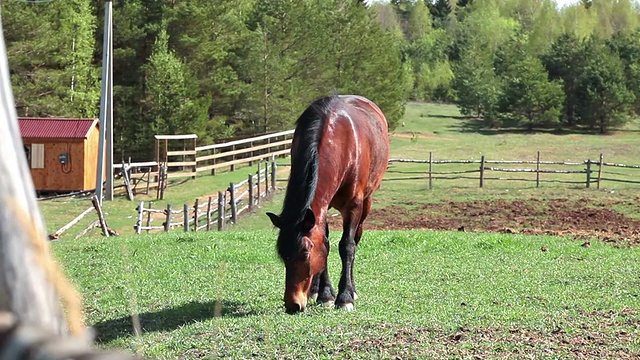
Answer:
[54, 230, 640, 359]
[49, 102, 640, 358]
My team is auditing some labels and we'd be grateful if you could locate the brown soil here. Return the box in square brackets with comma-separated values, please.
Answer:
[328, 197, 640, 246]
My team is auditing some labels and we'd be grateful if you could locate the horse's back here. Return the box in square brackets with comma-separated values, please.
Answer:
[319, 95, 390, 199]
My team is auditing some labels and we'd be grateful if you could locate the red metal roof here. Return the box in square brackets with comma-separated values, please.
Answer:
[18, 118, 99, 139]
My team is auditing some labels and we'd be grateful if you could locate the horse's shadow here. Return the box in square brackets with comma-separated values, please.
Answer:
[91, 300, 255, 343]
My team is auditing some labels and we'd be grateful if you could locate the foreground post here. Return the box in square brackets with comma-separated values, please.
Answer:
[0, 16, 72, 334]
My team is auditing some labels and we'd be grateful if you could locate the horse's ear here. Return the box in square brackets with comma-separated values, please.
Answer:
[299, 208, 316, 233]
[266, 212, 282, 228]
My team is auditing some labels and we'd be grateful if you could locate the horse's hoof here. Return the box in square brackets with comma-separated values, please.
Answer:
[317, 300, 335, 307]
[309, 293, 318, 302]
[336, 303, 354, 312]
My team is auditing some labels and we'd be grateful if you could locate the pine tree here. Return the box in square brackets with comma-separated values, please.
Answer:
[452, 48, 502, 124]
[165, 0, 253, 138]
[542, 32, 584, 127]
[3, 0, 98, 118]
[143, 28, 209, 140]
[607, 30, 640, 116]
[499, 56, 564, 130]
[575, 36, 635, 133]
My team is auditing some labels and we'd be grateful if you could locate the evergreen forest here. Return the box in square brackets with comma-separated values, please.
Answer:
[2, 0, 640, 160]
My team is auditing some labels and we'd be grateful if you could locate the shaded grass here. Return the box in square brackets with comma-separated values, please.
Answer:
[53, 230, 640, 359]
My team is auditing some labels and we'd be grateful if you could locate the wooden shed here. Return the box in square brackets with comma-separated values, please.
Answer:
[18, 118, 103, 193]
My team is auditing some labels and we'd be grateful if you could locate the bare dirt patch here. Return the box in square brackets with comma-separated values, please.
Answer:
[329, 197, 640, 246]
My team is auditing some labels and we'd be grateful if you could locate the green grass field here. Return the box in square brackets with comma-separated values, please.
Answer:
[54, 230, 640, 359]
[47, 102, 640, 358]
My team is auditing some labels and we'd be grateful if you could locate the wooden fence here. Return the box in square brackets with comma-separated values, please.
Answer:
[114, 130, 293, 199]
[47, 195, 116, 240]
[384, 152, 640, 189]
[134, 161, 277, 234]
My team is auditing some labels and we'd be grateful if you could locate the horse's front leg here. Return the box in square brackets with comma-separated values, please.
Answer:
[310, 222, 336, 306]
[336, 204, 363, 311]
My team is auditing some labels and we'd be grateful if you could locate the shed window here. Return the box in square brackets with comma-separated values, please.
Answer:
[31, 144, 45, 169]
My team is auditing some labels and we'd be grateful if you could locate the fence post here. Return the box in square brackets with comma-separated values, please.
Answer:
[123, 161, 134, 201]
[183, 203, 189, 232]
[229, 182, 237, 224]
[217, 191, 225, 231]
[145, 202, 153, 233]
[249, 141, 254, 166]
[256, 164, 261, 204]
[211, 150, 217, 176]
[192, 137, 197, 179]
[479, 155, 485, 188]
[164, 204, 172, 232]
[264, 161, 269, 195]
[230, 145, 236, 172]
[193, 198, 199, 232]
[536, 151, 540, 188]
[271, 161, 277, 191]
[597, 153, 603, 189]
[158, 164, 167, 200]
[145, 169, 151, 195]
[428, 151, 433, 190]
[206, 196, 213, 231]
[135, 201, 144, 235]
[585, 159, 592, 188]
[248, 174, 254, 210]
[91, 195, 110, 237]
[262, 161, 268, 195]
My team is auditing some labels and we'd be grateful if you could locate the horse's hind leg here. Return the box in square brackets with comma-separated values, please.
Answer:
[310, 222, 336, 306]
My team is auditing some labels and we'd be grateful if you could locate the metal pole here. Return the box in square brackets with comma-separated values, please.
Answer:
[105, 0, 114, 200]
[95, 0, 113, 204]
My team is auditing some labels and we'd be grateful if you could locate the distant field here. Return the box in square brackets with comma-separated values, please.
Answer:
[391, 102, 640, 162]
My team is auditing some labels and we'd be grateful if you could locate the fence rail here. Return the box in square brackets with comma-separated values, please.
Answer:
[115, 130, 293, 201]
[134, 161, 278, 234]
[385, 152, 640, 189]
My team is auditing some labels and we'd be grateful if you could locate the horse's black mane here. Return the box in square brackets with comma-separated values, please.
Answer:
[276, 95, 336, 256]
[280, 95, 335, 223]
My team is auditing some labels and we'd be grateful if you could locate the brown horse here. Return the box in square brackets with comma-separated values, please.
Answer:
[267, 95, 389, 313]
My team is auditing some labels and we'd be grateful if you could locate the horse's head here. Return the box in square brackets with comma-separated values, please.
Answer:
[267, 208, 327, 313]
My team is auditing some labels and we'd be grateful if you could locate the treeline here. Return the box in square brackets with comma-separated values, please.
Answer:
[383, 0, 640, 133]
[2, 0, 640, 160]
[2, 0, 406, 160]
